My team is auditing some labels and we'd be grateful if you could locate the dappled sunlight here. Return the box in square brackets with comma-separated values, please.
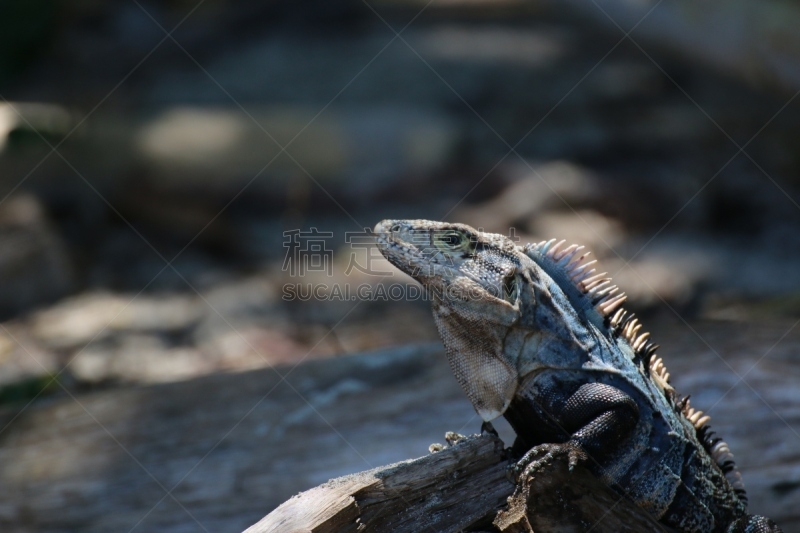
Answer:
[418, 26, 568, 67]
[0, 0, 799, 531]
[0, 102, 73, 153]
[137, 107, 249, 166]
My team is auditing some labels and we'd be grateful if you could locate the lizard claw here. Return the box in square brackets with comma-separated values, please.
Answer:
[512, 442, 587, 482]
[428, 442, 446, 453]
[481, 421, 499, 437]
[445, 431, 467, 446]
[429, 430, 470, 453]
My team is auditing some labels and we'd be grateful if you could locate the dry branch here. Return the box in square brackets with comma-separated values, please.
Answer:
[247, 434, 675, 533]
[245, 434, 511, 533]
[494, 452, 673, 533]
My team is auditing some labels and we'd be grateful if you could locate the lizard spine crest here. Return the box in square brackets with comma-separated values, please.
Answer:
[526, 237, 746, 498]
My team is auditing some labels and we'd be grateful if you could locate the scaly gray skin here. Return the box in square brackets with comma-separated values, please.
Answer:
[374, 219, 782, 533]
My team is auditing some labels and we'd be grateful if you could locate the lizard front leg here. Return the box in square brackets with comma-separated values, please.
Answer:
[514, 382, 639, 479]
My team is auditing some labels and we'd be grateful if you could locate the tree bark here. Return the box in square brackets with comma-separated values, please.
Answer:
[245, 433, 510, 533]
[247, 433, 675, 533]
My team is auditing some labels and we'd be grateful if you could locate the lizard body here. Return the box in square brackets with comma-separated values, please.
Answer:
[374, 219, 781, 533]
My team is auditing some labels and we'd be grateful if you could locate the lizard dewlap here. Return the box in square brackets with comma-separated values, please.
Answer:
[374, 219, 781, 533]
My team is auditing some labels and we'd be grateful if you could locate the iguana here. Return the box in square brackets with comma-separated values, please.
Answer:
[374, 219, 782, 533]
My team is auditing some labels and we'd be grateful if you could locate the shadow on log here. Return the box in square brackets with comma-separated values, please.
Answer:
[247, 433, 674, 533]
[495, 450, 673, 533]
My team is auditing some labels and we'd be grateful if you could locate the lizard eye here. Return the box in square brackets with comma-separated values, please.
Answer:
[434, 229, 472, 253]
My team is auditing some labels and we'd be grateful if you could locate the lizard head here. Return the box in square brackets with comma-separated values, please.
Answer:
[373, 219, 522, 307]
[374, 219, 637, 421]
[374, 219, 536, 420]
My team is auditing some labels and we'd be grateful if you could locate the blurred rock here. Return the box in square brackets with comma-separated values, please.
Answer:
[0, 195, 73, 318]
[135, 105, 458, 200]
[190, 276, 283, 345]
[454, 160, 602, 232]
[209, 327, 310, 369]
[0, 324, 58, 388]
[9, 271, 438, 388]
[32, 292, 202, 351]
[0, 102, 74, 153]
[526, 209, 626, 255]
[603, 254, 709, 312]
[416, 25, 569, 67]
[70, 334, 207, 384]
[548, 0, 800, 94]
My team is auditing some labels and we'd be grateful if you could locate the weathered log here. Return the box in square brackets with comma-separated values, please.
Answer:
[494, 450, 673, 533]
[244, 433, 511, 533]
[247, 432, 674, 533]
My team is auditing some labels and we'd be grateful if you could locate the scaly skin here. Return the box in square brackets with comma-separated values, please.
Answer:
[374, 219, 781, 533]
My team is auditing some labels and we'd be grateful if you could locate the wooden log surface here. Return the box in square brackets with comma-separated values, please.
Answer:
[245, 433, 511, 533]
[248, 431, 675, 533]
[494, 447, 674, 533]
[0, 320, 798, 532]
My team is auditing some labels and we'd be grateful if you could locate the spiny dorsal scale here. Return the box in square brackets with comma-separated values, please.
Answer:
[538, 238, 556, 252]
[603, 286, 619, 298]
[567, 252, 590, 271]
[586, 278, 611, 292]
[600, 294, 627, 316]
[527, 234, 750, 499]
[642, 344, 659, 369]
[610, 308, 626, 327]
[556, 244, 582, 265]
[695, 415, 711, 429]
[623, 318, 639, 337]
[571, 263, 597, 282]
[581, 272, 608, 288]
[633, 332, 650, 351]
[547, 239, 566, 257]
[619, 313, 637, 331]
[594, 285, 618, 299]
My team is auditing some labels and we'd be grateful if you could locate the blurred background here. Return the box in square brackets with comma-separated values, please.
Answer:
[1, 0, 800, 531]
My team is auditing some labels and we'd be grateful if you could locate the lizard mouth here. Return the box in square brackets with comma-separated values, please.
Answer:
[373, 219, 435, 279]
